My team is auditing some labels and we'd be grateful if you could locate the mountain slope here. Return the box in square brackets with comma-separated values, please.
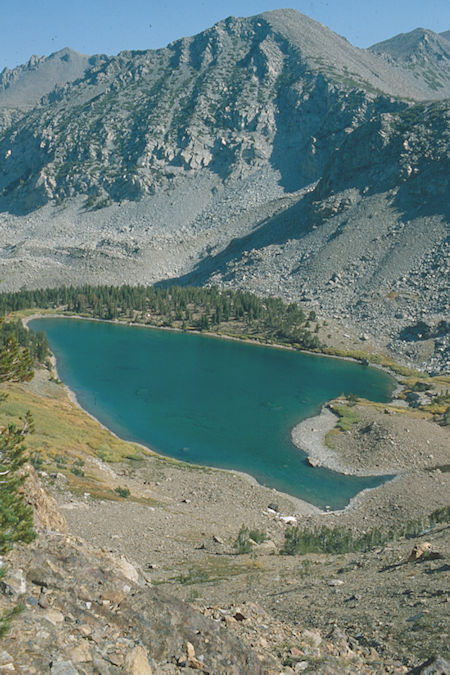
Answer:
[0, 10, 446, 216]
[0, 9, 448, 372]
[189, 101, 449, 371]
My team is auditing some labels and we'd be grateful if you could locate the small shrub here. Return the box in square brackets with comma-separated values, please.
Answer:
[114, 486, 130, 498]
[411, 381, 431, 392]
[176, 568, 209, 585]
[53, 454, 67, 467]
[234, 525, 266, 553]
[248, 529, 266, 544]
[429, 505, 450, 524]
[70, 467, 84, 477]
[0, 605, 23, 640]
[30, 452, 43, 470]
[440, 406, 450, 426]
[297, 559, 313, 578]
[234, 525, 253, 554]
[346, 392, 359, 406]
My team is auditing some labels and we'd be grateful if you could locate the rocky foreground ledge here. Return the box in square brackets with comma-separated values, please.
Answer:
[1, 466, 448, 673]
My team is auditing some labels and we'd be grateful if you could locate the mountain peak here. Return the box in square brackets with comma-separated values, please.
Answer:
[48, 46, 86, 60]
[0, 11, 448, 375]
[369, 27, 450, 94]
[0, 47, 106, 110]
[370, 26, 450, 59]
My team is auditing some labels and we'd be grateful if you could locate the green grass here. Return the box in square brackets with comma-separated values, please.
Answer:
[331, 403, 361, 432]
[322, 346, 425, 378]
[0, 381, 146, 466]
[0, 378, 159, 504]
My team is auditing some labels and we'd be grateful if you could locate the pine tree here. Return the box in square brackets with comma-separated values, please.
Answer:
[0, 328, 36, 637]
[0, 331, 35, 554]
[0, 336, 33, 384]
[0, 410, 35, 554]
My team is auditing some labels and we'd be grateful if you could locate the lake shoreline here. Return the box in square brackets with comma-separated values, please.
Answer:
[291, 406, 399, 478]
[23, 311, 405, 382]
[8, 334, 449, 675]
[25, 320, 321, 517]
[25, 312, 436, 522]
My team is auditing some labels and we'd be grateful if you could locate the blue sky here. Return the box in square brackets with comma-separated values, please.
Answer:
[2, 0, 449, 70]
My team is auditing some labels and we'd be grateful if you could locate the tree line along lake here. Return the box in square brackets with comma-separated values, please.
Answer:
[29, 317, 396, 509]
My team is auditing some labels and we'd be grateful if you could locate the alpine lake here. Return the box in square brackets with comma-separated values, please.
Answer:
[30, 318, 396, 509]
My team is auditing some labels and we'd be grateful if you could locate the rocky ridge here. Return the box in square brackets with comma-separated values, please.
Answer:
[1, 10, 425, 213]
[1, 532, 273, 673]
[1, 529, 422, 674]
[0, 48, 106, 137]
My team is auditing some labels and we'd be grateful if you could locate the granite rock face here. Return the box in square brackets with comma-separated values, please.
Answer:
[22, 464, 68, 534]
[0, 10, 447, 213]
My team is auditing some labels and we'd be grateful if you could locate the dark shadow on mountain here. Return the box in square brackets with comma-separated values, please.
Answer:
[269, 72, 379, 194]
[311, 100, 450, 222]
[392, 174, 450, 221]
[269, 74, 323, 193]
[326, 219, 348, 243]
[0, 188, 49, 216]
[311, 155, 450, 226]
[399, 319, 450, 342]
[158, 193, 312, 288]
[424, 564, 450, 575]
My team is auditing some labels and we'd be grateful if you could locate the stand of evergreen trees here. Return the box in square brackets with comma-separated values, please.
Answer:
[0, 284, 322, 350]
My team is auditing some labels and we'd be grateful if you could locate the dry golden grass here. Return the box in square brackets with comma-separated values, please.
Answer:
[0, 380, 145, 464]
[0, 372, 160, 503]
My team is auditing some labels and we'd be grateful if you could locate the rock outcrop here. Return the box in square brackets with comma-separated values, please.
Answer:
[22, 464, 68, 534]
[0, 48, 106, 110]
[0, 532, 274, 673]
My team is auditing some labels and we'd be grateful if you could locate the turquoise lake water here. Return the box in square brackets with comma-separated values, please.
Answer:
[30, 318, 396, 509]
